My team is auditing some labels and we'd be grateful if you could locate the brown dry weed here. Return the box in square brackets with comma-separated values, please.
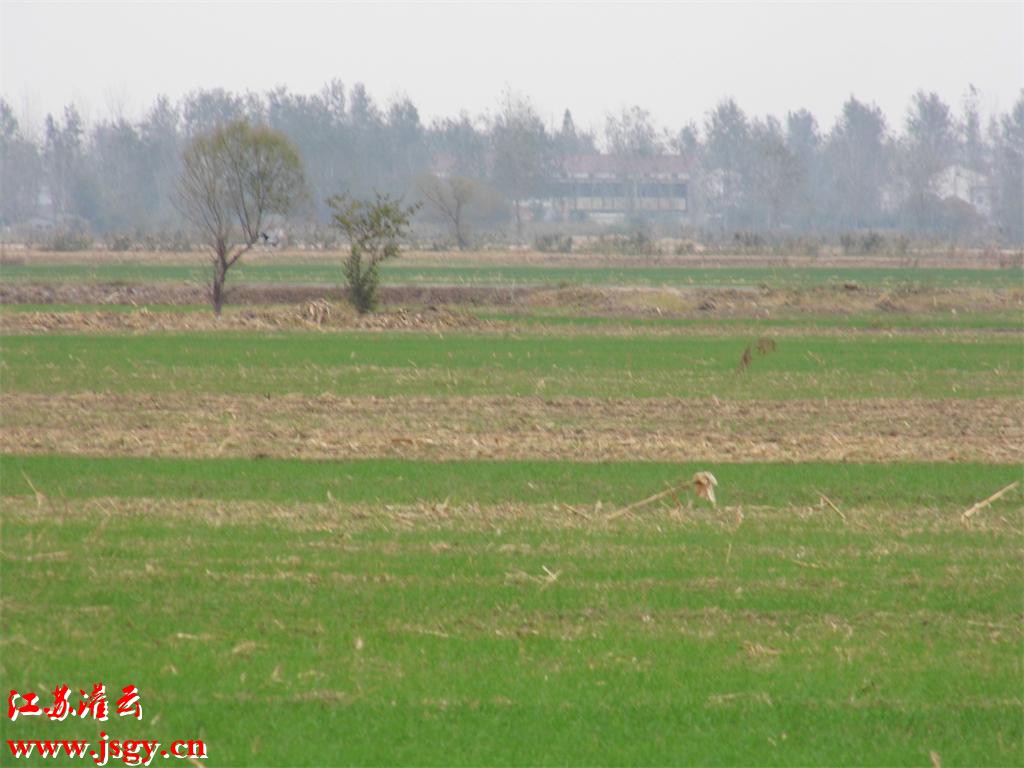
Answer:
[2, 393, 1020, 464]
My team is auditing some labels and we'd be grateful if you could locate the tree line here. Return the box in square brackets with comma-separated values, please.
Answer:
[1, 82, 1022, 244]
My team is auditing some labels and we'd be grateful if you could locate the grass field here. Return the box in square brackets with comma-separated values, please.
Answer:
[2, 464, 1021, 765]
[2, 331, 1020, 398]
[1, 254, 1021, 765]
[3, 454, 1018, 507]
[2, 259, 1022, 289]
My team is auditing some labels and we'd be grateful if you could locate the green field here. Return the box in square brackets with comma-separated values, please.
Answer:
[3, 454, 1018, 508]
[2, 331, 1020, 398]
[2, 272, 1022, 765]
[477, 308, 1024, 331]
[2, 460, 1020, 765]
[2, 260, 1022, 289]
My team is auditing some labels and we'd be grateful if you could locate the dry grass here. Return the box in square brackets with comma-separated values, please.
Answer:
[2, 297, 1021, 337]
[736, 336, 778, 373]
[962, 481, 1021, 523]
[3, 492, 1020, 537]
[0, 305, 491, 334]
[606, 472, 718, 521]
[2, 393, 1020, 464]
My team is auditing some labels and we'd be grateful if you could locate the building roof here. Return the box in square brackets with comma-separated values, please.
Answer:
[429, 152, 692, 180]
[559, 154, 691, 179]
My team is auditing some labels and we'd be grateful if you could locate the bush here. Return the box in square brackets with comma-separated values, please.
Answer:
[789, 236, 823, 258]
[329, 193, 419, 314]
[592, 231, 659, 256]
[534, 233, 573, 253]
[105, 233, 134, 252]
[732, 231, 765, 250]
[861, 231, 885, 254]
[840, 231, 886, 255]
[39, 229, 93, 252]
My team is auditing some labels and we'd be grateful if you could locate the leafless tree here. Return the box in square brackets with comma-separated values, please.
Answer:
[418, 174, 476, 249]
[492, 92, 549, 238]
[175, 119, 305, 315]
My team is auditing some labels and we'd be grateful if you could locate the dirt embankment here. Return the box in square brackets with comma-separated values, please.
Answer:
[2, 283, 1022, 328]
[0, 281, 534, 308]
[0, 304, 499, 334]
[6, 247, 1021, 270]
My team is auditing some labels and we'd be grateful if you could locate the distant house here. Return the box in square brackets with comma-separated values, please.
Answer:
[544, 154, 690, 221]
[931, 164, 991, 217]
[427, 152, 692, 223]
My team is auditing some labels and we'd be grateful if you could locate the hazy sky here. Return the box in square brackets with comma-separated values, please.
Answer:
[2, 1, 1022, 137]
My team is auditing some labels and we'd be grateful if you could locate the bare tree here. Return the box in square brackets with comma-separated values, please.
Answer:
[901, 91, 956, 231]
[605, 105, 663, 159]
[418, 174, 476, 249]
[748, 116, 801, 229]
[605, 105, 666, 214]
[0, 99, 41, 224]
[992, 92, 1024, 242]
[825, 97, 890, 229]
[704, 99, 752, 230]
[175, 119, 305, 315]
[492, 92, 549, 238]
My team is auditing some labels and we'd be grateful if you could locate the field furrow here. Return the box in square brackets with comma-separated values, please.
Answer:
[2, 393, 1021, 463]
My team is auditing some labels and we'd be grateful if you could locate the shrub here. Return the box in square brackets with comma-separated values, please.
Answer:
[329, 193, 419, 314]
[592, 231, 659, 256]
[105, 233, 134, 252]
[40, 229, 93, 252]
[840, 231, 886, 255]
[534, 233, 573, 253]
[732, 231, 765, 250]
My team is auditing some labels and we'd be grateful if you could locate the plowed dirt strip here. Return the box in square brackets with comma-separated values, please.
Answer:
[1, 307, 1020, 337]
[9, 247, 1016, 268]
[2, 393, 1020, 463]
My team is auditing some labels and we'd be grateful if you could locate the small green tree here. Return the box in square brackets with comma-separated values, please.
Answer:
[328, 193, 419, 313]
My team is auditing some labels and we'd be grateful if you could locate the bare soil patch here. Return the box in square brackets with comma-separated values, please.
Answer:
[8, 247, 1020, 270]
[0, 304, 494, 334]
[2, 284, 1020, 330]
[0, 281, 533, 309]
[2, 393, 1019, 464]
[524, 284, 1024, 319]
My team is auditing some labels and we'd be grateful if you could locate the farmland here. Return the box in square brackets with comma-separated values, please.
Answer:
[1, 248, 1021, 290]
[1, 249, 1022, 765]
